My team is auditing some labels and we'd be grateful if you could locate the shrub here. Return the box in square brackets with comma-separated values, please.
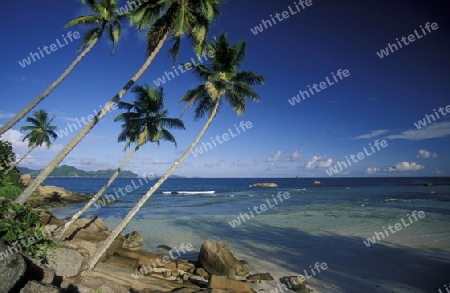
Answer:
[0, 185, 23, 200]
[0, 201, 58, 262]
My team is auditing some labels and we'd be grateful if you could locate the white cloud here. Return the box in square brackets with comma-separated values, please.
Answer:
[265, 150, 282, 163]
[366, 167, 389, 174]
[0, 111, 16, 119]
[390, 162, 424, 172]
[0, 129, 28, 150]
[386, 121, 450, 140]
[366, 167, 380, 174]
[287, 150, 302, 161]
[416, 149, 437, 159]
[305, 156, 333, 169]
[353, 129, 388, 140]
[318, 159, 333, 168]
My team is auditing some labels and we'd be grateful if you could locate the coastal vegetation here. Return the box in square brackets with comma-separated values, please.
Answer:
[5, 110, 57, 175]
[0, 140, 23, 200]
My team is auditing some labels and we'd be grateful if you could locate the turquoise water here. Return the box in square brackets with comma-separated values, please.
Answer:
[48, 177, 450, 292]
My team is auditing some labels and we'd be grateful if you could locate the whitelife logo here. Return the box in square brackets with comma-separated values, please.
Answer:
[414, 104, 450, 130]
[18, 31, 81, 68]
[376, 22, 439, 59]
[191, 121, 253, 157]
[250, 0, 313, 35]
[288, 69, 350, 106]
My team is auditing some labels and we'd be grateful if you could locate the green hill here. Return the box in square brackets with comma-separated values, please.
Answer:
[18, 165, 139, 178]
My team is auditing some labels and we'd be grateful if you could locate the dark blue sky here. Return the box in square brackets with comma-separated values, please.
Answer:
[1, 0, 449, 177]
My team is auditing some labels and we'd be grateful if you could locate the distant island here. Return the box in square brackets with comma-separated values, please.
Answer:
[18, 165, 187, 179]
[19, 165, 139, 178]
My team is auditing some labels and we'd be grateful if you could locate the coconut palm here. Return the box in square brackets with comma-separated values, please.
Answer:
[56, 85, 184, 238]
[83, 33, 264, 274]
[0, 0, 123, 136]
[15, 0, 223, 205]
[5, 110, 57, 175]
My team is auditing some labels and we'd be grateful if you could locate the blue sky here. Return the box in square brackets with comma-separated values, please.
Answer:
[1, 0, 449, 178]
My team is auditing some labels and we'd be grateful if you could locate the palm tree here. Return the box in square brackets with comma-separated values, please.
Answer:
[14, 0, 223, 205]
[5, 110, 57, 175]
[83, 33, 264, 274]
[0, 0, 123, 136]
[56, 85, 184, 238]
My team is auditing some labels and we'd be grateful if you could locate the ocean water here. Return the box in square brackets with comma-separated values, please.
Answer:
[47, 177, 450, 292]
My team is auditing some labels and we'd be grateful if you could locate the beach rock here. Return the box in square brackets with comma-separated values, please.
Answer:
[39, 210, 65, 227]
[177, 261, 196, 271]
[157, 244, 173, 251]
[189, 276, 209, 288]
[0, 240, 26, 292]
[89, 262, 200, 291]
[251, 182, 278, 187]
[77, 275, 130, 293]
[61, 217, 109, 241]
[209, 275, 252, 293]
[196, 267, 209, 279]
[123, 231, 144, 250]
[47, 247, 86, 277]
[281, 276, 312, 293]
[171, 289, 204, 293]
[246, 272, 274, 281]
[66, 238, 99, 256]
[20, 174, 33, 186]
[99, 236, 125, 262]
[198, 240, 250, 279]
[37, 185, 73, 198]
[114, 248, 164, 266]
[104, 255, 139, 270]
[19, 280, 60, 293]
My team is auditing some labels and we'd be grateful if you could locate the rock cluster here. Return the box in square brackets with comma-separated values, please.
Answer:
[1, 211, 314, 292]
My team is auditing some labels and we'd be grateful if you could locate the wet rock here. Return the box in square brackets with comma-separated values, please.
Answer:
[281, 276, 312, 293]
[123, 231, 144, 250]
[157, 244, 172, 251]
[246, 272, 274, 281]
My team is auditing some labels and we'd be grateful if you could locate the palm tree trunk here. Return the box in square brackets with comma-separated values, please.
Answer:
[0, 38, 100, 136]
[13, 33, 169, 205]
[83, 100, 220, 275]
[4, 146, 36, 175]
[56, 146, 139, 239]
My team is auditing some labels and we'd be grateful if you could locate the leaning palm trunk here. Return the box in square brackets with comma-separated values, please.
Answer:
[14, 33, 169, 205]
[83, 100, 220, 275]
[0, 38, 100, 136]
[56, 146, 139, 239]
[4, 146, 36, 175]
